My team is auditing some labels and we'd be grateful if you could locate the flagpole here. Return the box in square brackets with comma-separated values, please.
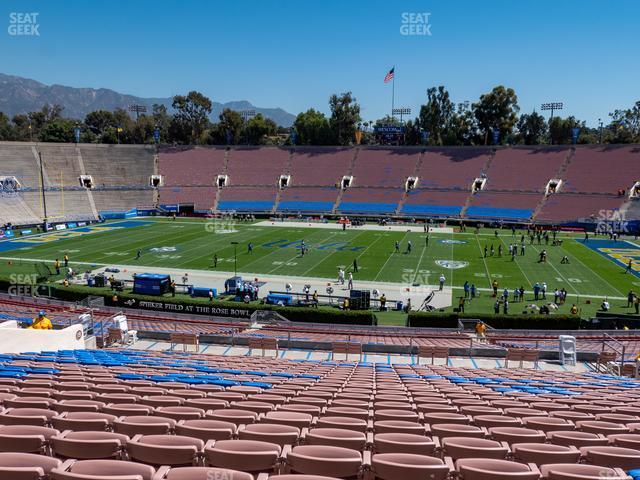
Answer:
[391, 68, 395, 118]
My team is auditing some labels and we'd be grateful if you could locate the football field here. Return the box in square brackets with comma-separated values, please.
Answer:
[0, 217, 638, 318]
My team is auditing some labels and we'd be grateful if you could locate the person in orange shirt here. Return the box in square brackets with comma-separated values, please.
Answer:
[29, 311, 52, 330]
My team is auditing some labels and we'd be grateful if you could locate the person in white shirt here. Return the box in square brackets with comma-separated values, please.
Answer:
[439, 274, 446, 291]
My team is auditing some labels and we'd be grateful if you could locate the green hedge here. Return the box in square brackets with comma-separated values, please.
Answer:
[408, 311, 586, 330]
[49, 285, 376, 326]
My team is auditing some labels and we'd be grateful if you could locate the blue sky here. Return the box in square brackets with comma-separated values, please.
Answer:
[2, 0, 639, 126]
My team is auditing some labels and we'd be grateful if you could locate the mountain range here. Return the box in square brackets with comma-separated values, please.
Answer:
[0, 73, 296, 127]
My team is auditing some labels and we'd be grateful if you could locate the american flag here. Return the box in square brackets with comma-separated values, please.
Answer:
[384, 67, 395, 83]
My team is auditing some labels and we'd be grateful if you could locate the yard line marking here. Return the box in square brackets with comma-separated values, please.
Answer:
[301, 229, 376, 277]
[571, 241, 625, 297]
[528, 244, 580, 295]
[496, 236, 534, 288]
[411, 244, 428, 284]
[473, 234, 493, 288]
[374, 232, 411, 282]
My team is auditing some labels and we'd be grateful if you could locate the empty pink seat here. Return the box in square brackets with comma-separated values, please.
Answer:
[284, 445, 364, 479]
[51, 431, 128, 460]
[473, 415, 520, 428]
[102, 403, 155, 416]
[113, 415, 176, 436]
[456, 458, 540, 480]
[373, 420, 427, 435]
[52, 412, 116, 432]
[304, 428, 367, 450]
[580, 445, 640, 470]
[0, 425, 58, 454]
[0, 451, 62, 480]
[176, 419, 236, 441]
[0, 408, 56, 426]
[128, 434, 204, 467]
[264, 412, 314, 429]
[442, 437, 509, 460]
[372, 453, 451, 480]
[373, 433, 437, 456]
[423, 412, 470, 425]
[52, 400, 105, 413]
[207, 409, 259, 426]
[205, 439, 281, 473]
[431, 424, 485, 439]
[50, 459, 155, 480]
[4, 396, 56, 409]
[315, 416, 368, 433]
[547, 430, 608, 448]
[239, 423, 300, 447]
[609, 434, 640, 449]
[324, 407, 370, 421]
[155, 406, 206, 421]
[521, 417, 574, 433]
[488, 427, 546, 445]
[154, 466, 253, 480]
[511, 442, 580, 465]
[232, 401, 275, 415]
[540, 463, 631, 480]
[576, 420, 629, 435]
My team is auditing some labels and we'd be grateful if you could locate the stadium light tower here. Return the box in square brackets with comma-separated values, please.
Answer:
[239, 109, 256, 145]
[541, 102, 563, 144]
[392, 107, 411, 123]
[598, 118, 604, 144]
[129, 104, 147, 121]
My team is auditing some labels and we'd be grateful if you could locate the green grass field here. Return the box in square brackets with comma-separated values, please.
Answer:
[0, 217, 639, 321]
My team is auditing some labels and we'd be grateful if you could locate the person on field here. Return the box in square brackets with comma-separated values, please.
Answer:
[395, 241, 400, 253]
[64, 254, 69, 267]
[439, 274, 446, 291]
[492, 279, 498, 297]
[348, 272, 353, 290]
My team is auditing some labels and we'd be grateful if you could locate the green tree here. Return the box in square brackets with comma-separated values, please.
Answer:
[171, 91, 213, 144]
[245, 113, 277, 144]
[549, 116, 585, 145]
[517, 111, 547, 145]
[418, 86, 455, 145]
[208, 108, 244, 145]
[152, 104, 171, 143]
[329, 92, 361, 146]
[473, 86, 520, 144]
[85, 110, 115, 139]
[0, 112, 15, 140]
[293, 109, 332, 145]
[39, 118, 76, 142]
[609, 101, 640, 143]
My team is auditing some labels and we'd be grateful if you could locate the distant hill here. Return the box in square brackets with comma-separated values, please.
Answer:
[0, 73, 296, 127]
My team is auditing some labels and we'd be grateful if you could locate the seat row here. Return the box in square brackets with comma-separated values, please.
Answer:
[0, 451, 633, 480]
